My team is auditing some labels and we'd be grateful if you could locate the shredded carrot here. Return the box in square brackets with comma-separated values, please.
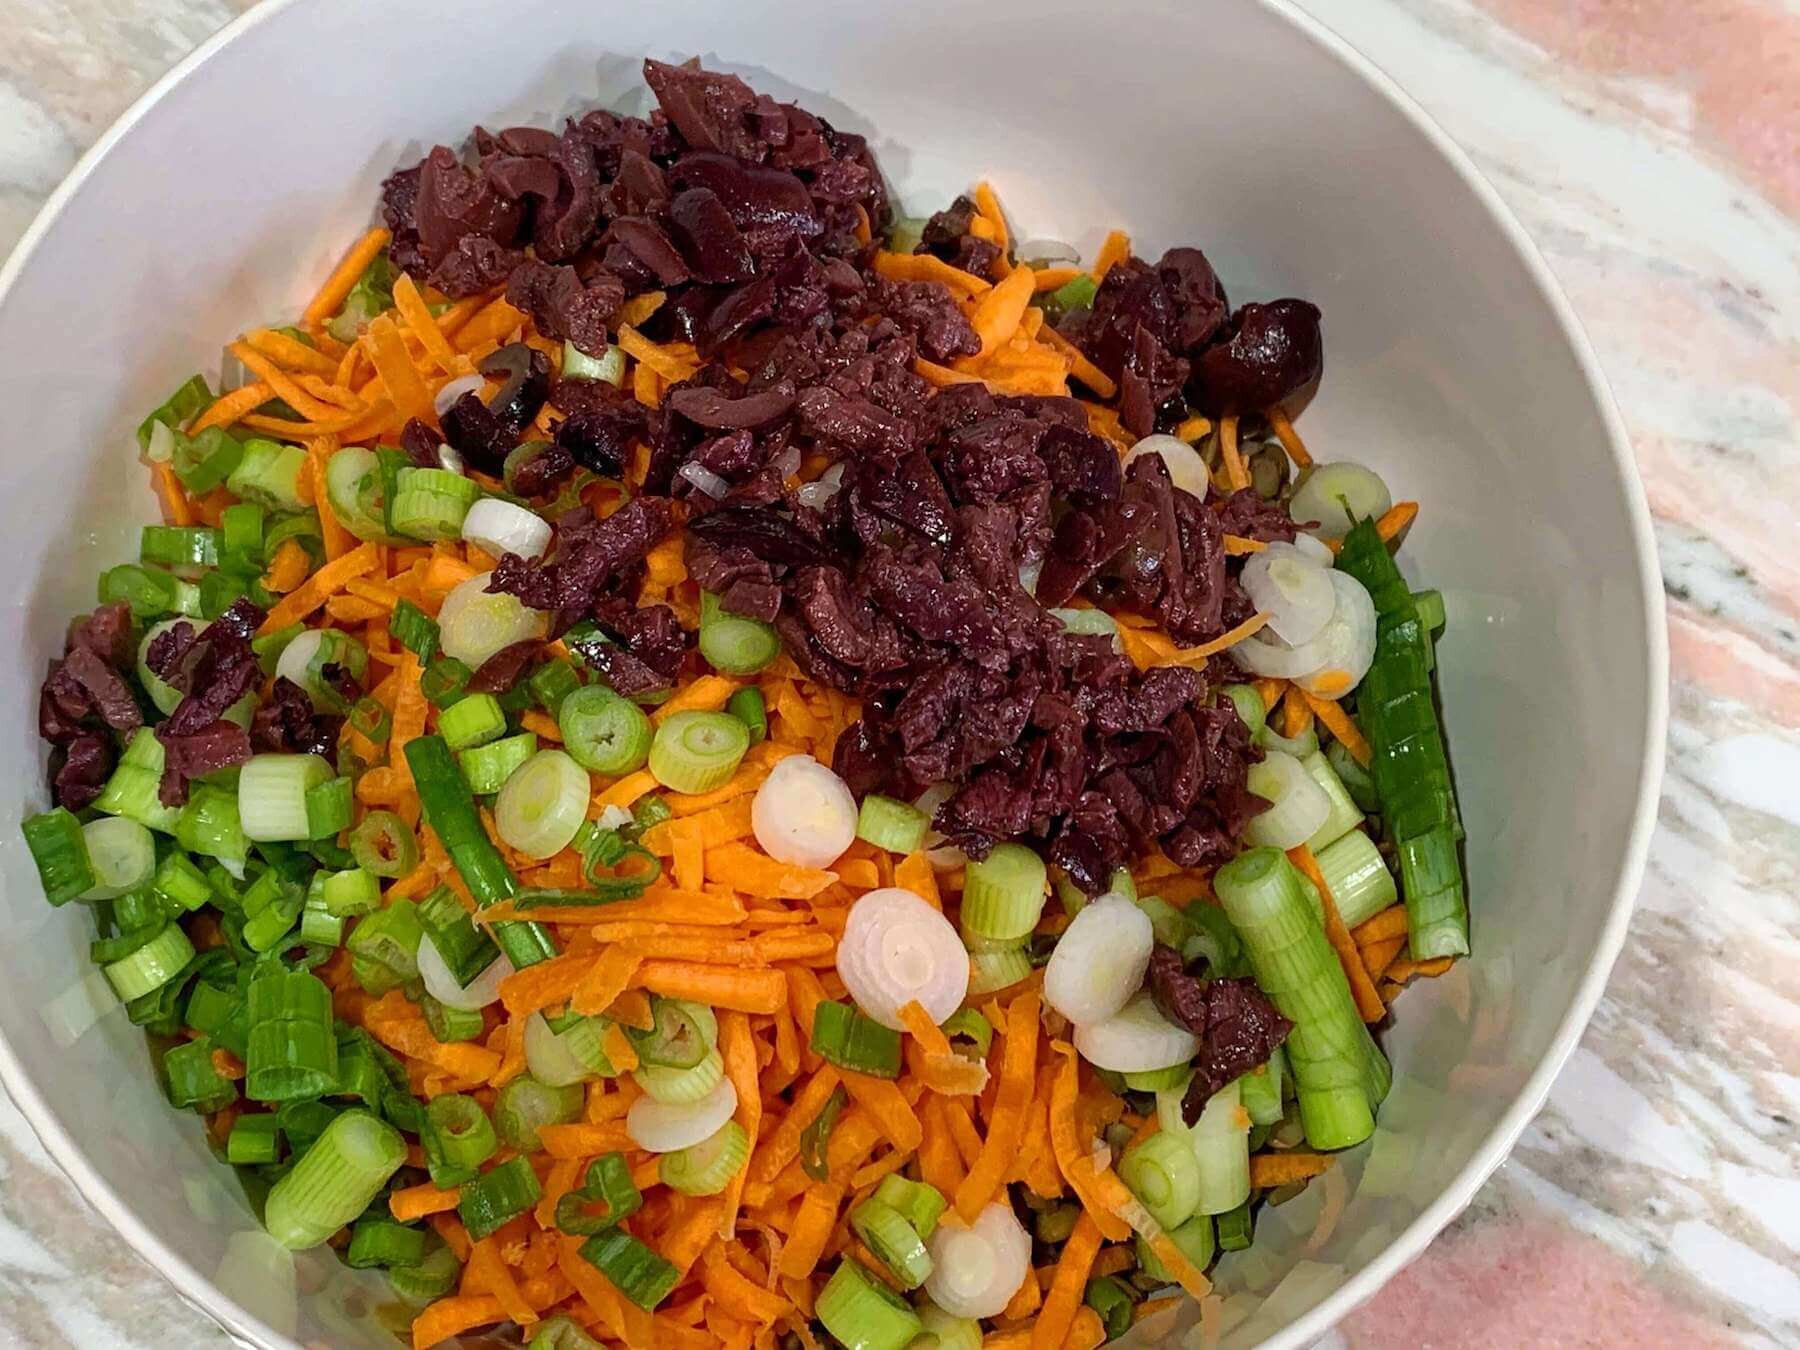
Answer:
[1175, 414, 1213, 443]
[1288, 845, 1386, 1023]
[1249, 1151, 1337, 1186]
[366, 314, 437, 427]
[1033, 1212, 1103, 1350]
[188, 381, 273, 435]
[1264, 405, 1312, 467]
[1280, 683, 1314, 740]
[411, 1295, 502, 1350]
[1090, 230, 1130, 280]
[1376, 500, 1419, 542]
[228, 341, 342, 423]
[309, 441, 354, 559]
[304, 227, 391, 326]
[652, 674, 740, 722]
[871, 251, 991, 295]
[1030, 266, 1081, 292]
[570, 944, 644, 1017]
[151, 463, 194, 526]
[839, 1071, 923, 1152]
[1299, 689, 1371, 766]
[390, 1181, 462, 1221]
[1046, 1045, 1131, 1242]
[1386, 955, 1455, 982]
[899, 1000, 989, 1096]
[954, 992, 1039, 1220]
[257, 543, 380, 633]
[1353, 905, 1409, 947]
[1224, 534, 1266, 555]
[392, 273, 466, 376]
[1166, 611, 1270, 665]
[1038, 324, 1117, 399]
[632, 961, 788, 1014]
[261, 537, 311, 594]
[966, 265, 1037, 359]
[1218, 413, 1249, 492]
[619, 291, 667, 327]
[617, 325, 700, 383]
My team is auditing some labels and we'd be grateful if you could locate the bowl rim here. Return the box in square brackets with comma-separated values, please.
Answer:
[0, 2, 1668, 1346]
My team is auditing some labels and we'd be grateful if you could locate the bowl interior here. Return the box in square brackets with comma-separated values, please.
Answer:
[0, 0, 1661, 1345]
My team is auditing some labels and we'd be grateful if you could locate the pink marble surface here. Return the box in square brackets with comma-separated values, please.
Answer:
[0, 1, 1793, 1346]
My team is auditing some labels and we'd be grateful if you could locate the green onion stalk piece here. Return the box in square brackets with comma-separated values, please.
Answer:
[816, 1258, 922, 1350]
[579, 1229, 679, 1310]
[1334, 518, 1467, 958]
[660, 1119, 750, 1196]
[960, 843, 1047, 942]
[848, 1197, 933, 1289]
[558, 685, 652, 776]
[647, 711, 750, 794]
[555, 1153, 642, 1236]
[810, 1000, 902, 1079]
[697, 591, 780, 675]
[458, 1155, 543, 1241]
[1214, 847, 1390, 1149]
[404, 735, 557, 969]
[263, 1109, 406, 1249]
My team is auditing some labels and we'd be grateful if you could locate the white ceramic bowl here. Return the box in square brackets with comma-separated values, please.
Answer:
[0, 1, 1665, 1345]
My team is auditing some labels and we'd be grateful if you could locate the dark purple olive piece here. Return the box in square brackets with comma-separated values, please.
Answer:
[1188, 299, 1322, 416]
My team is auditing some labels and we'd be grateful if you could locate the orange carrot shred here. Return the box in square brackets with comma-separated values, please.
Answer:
[304, 227, 391, 326]
[1288, 845, 1386, 1023]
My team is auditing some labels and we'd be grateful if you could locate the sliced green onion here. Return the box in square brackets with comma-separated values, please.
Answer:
[240, 868, 305, 951]
[137, 373, 211, 450]
[1133, 895, 1192, 953]
[76, 816, 155, 900]
[872, 1174, 945, 1239]
[849, 1198, 933, 1289]
[458, 731, 538, 794]
[458, 1155, 543, 1242]
[1122, 1063, 1191, 1093]
[1215, 847, 1389, 1149]
[96, 732, 182, 833]
[151, 851, 213, 913]
[627, 997, 714, 1070]
[305, 776, 353, 841]
[1315, 829, 1398, 930]
[561, 339, 625, 386]
[1301, 750, 1363, 853]
[555, 1154, 642, 1236]
[648, 711, 750, 794]
[1085, 1274, 1136, 1340]
[350, 809, 419, 878]
[239, 753, 334, 842]
[697, 592, 780, 675]
[299, 889, 345, 947]
[317, 866, 379, 917]
[913, 1302, 982, 1350]
[817, 1259, 922, 1350]
[528, 659, 581, 716]
[346, 899, 424, 995]
[163, 1036, 235, 1111]
[527, 1317, 604, 1350]
[392, 467, 480, 541]
[423, 1093, 498, 1188]
[580, 1229, 678, 1310]
[21, 810, 97, 903]
[244, 967, 338, 1102]
[966, 943, 1033, 996]
[141, 525, 220, 569]
[800, 1084, 848, 1182]
[348, 694, 393, 746]
[418, 886, 502, 987]
[726, 687, 766, 745]
[405, 734, 558, 971]
[438, 690, 508, 754]
[558, 686, 652, 776]
[960, 843, 1047, 942]
[1180, 901, 1247, 979]
[660, 1118, 749, 1197]
[1326, 739, 1380, 814]
[227, 439, 309, 512]
[855, 794, 928, 855]
[524, 1010, 614, 1085]
[494, 749, 591, 859]
[493, 1074, 583, 1153]
[1044, 272, 1098, 318]
[634, 1047, 726, 1105]
[173, 781, 250, 878]
[1136, 1214, 1215, 1283]
[263, 1108, 406, 1249]
[811, 999, 902, 1079]
[436, 571, 546, 670]
[1119, 1129, 1203, 1230]
[421, 656, 474, 709]
[226, 1111, 281, 1165]
[173, 425, 247, 495]
[388, 598, 440, 663]
[388, 1241, 463, 1303]
[1214, 1203, 1254, 1252]
[940, 1008, 993, 1060]
[346, 1218, 430, 1270]
[103, 924, 194, 1001]
[422, 994, 487, 1044]
[98, 563, 177, 620]
[1239, 1048, 1287, 1127]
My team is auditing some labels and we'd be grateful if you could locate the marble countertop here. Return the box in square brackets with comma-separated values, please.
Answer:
[0, 1, 1795, 1346]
